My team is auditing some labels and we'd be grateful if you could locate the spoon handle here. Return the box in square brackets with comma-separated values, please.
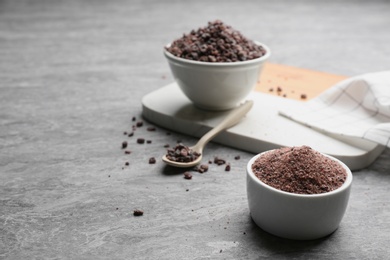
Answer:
[195, 100, 253, 150]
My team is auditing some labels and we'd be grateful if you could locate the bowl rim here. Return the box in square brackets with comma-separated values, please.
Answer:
[247, 149, 353, 198]
[163, 41, 271, 67]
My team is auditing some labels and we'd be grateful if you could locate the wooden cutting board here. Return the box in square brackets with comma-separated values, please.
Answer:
[255, 63, 347, 100]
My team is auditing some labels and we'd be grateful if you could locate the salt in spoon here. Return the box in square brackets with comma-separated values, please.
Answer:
[162, 100, 253, 168]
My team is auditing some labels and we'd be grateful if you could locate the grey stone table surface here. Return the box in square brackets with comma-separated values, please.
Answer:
[1, 0, 390, 259]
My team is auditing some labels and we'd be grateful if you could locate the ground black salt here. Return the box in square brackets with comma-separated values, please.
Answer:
[251, 146, 347, 194]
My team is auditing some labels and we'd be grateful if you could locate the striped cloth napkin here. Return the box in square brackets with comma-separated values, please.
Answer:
[279, 71, 390, 148]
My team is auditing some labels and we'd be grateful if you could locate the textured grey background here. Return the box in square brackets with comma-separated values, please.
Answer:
[1, 0, 390, 259]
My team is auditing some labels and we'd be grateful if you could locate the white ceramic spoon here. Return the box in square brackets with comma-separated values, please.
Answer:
[162, 100, 253, 168]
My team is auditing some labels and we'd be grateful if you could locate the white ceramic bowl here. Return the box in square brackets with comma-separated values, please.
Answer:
[246, 150, 353, 240]
[164, 42, 270, 111]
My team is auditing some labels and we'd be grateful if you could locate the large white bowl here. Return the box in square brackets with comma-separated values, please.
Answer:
[246, 150, 353, 240]
[164, 42, 270, 111]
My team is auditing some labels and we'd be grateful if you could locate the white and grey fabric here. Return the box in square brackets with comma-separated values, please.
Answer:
[279, 71, 390, 147]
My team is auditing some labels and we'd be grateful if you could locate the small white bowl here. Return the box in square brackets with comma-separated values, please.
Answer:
[164, 42, 270, 111]
[246, 150, 353, 240]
